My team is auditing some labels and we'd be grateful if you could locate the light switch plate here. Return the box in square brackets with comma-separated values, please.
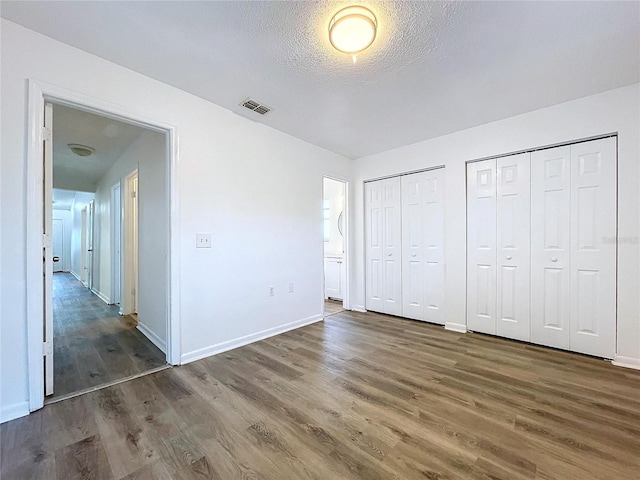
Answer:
[196, 233, 212, 248]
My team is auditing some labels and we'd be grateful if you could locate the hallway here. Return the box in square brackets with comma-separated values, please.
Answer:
[51, 273, 166, 400]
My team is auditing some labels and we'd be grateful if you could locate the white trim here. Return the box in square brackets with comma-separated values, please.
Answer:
[612, 355, 640, 370]
[70, 270, 82, 282]
[445, 323, 468, 334]
[0, 401, 30, 424]
[137, 322, 167, 353]
[26, 79, 181, 415]
[91, 288, 111, 305]
[181, 314, 323, 364]
[351, 304, 367, 313]
[323, 174, 351, 311]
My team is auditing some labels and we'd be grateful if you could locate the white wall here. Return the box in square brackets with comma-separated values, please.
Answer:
[0, 19, 352, 421]
[69, 193, 94, 279]
[352, 84, 640, 366]
[323, 178, 344, 256]
[52, 209, 72, 272]
[92, 130, 167, 349]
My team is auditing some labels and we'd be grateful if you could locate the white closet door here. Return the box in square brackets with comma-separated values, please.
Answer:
[401, 168, 445, 324]
[401, 173, 425, 320]
[365, 181, 384, 312]
[570, 138, 616, 358]
[365, 177, 402, 315]
[531, 146, 571, 350]
[382, 177, 403, 315]
[496, 154, 531, 341]
[467, 160, 497, 334]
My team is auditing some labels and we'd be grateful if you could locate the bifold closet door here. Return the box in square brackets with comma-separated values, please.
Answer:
[569, 138, 616, 358]
[467, 160, 497, 334]
[365, 177, 402, 316]
[531, 146, 572, 350]
[496, 153, 531, 341]
[401, 168, 445, 324]
[531, 137, 616, 358]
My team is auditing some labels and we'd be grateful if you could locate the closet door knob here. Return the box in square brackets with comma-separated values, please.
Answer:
[387, 253, 392, 256]
[551, 257, 558, 262]
[506, 255, 512, 260]
[412, 253, 417, 257]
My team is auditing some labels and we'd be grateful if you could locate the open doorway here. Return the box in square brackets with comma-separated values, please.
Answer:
[43, 103, 168, 403]
[323, 176, 348, 317]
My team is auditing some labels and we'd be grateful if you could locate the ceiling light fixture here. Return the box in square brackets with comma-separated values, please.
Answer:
[329, 5, 377, 64]
[68, 144, 95, 157]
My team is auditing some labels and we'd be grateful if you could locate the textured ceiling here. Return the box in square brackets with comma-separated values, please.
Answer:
[52, 104, 146, 192]
[2, 1, 639, 159]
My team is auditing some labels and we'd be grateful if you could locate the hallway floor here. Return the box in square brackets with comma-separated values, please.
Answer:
[51, 272, 166, 400]
[324, 298, 345, 317]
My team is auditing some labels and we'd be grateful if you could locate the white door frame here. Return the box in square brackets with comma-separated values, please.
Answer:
[322, 175, 350, 312]
[111, 182, 122, 306]
[26, 79, 181, 412]
[122, 170, 138, 315]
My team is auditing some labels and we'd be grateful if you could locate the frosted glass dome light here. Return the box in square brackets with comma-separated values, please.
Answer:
[329, 6, 377, 62]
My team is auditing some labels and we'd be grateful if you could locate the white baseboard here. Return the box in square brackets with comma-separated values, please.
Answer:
[612, 355, 640, 370]
[70, 270, 82, 282]
[91, 288, 111, 305]
[445, 322, 467, 333]
[351, 305, 366, 313]
[137, 322, 167, 354]
[181, 314, 323, 365]
[0, 401, 29, 424]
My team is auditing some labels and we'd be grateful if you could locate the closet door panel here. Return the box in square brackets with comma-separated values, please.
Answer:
[570, 138, 616, 358]
[365, 181, 384, 313]
[467, 160, 497, 334]
[401, 174, 425, 320]
[422, 169, 445, 325]
[496, 153, 531, 341]
[382, 177, 403, 316]
[531, 146, 571, 350]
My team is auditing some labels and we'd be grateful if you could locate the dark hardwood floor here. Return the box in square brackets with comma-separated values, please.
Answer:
[50, 272, 166, 400]
[324, 298, 345, 316]
[2, 309, 639, 479]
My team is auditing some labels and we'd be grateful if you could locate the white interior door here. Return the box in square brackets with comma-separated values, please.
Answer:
[496, 153, 531, 341]
[531, 146, 572, 350]
[43, 102, 54, 397]
[87, 200, 95, 290]
[324, 256, 343, 300]
[52, 218, 64, 273]
[365, 181, 384, 312]
[365, 177, 402, 315]
[401, 168, 445, 324]
[112, 183, 122, 305]
[381, 177, 402, 316]
[467, 160, 497, 334]
[569, 137, 616, 358]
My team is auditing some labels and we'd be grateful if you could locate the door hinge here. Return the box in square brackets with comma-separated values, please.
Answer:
[43, 341, 53, 356]
[42, 126, 52, 142]
[131, 288, 136, 296]
[131, 191, 137, 199]
[42, 233, 52, 249]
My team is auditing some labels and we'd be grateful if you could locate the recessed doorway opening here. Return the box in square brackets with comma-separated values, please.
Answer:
[323, 176, 349, 317]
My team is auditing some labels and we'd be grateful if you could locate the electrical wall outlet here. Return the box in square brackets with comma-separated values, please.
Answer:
[288, 282, 294, 293]
[196, 233, 212, 248]
[269, 285, 275, 296]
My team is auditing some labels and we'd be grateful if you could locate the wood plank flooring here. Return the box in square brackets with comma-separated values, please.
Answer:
[2, 309, 639, 479]
[51, 273, 166, 400]
[324, 299, 345, 316]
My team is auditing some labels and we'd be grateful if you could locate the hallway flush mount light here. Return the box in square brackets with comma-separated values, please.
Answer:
[329, 5, 377, 63]
[68, 144, 95, 157]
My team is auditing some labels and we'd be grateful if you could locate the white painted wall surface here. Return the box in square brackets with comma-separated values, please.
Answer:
[69, 193, 94, 279]
[0, 19, 352, 420]
[352, 84, 640, 366]
[52, 209, 72, 272]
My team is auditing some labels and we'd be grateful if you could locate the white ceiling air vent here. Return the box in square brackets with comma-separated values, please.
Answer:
[241, 98, 272, 115]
